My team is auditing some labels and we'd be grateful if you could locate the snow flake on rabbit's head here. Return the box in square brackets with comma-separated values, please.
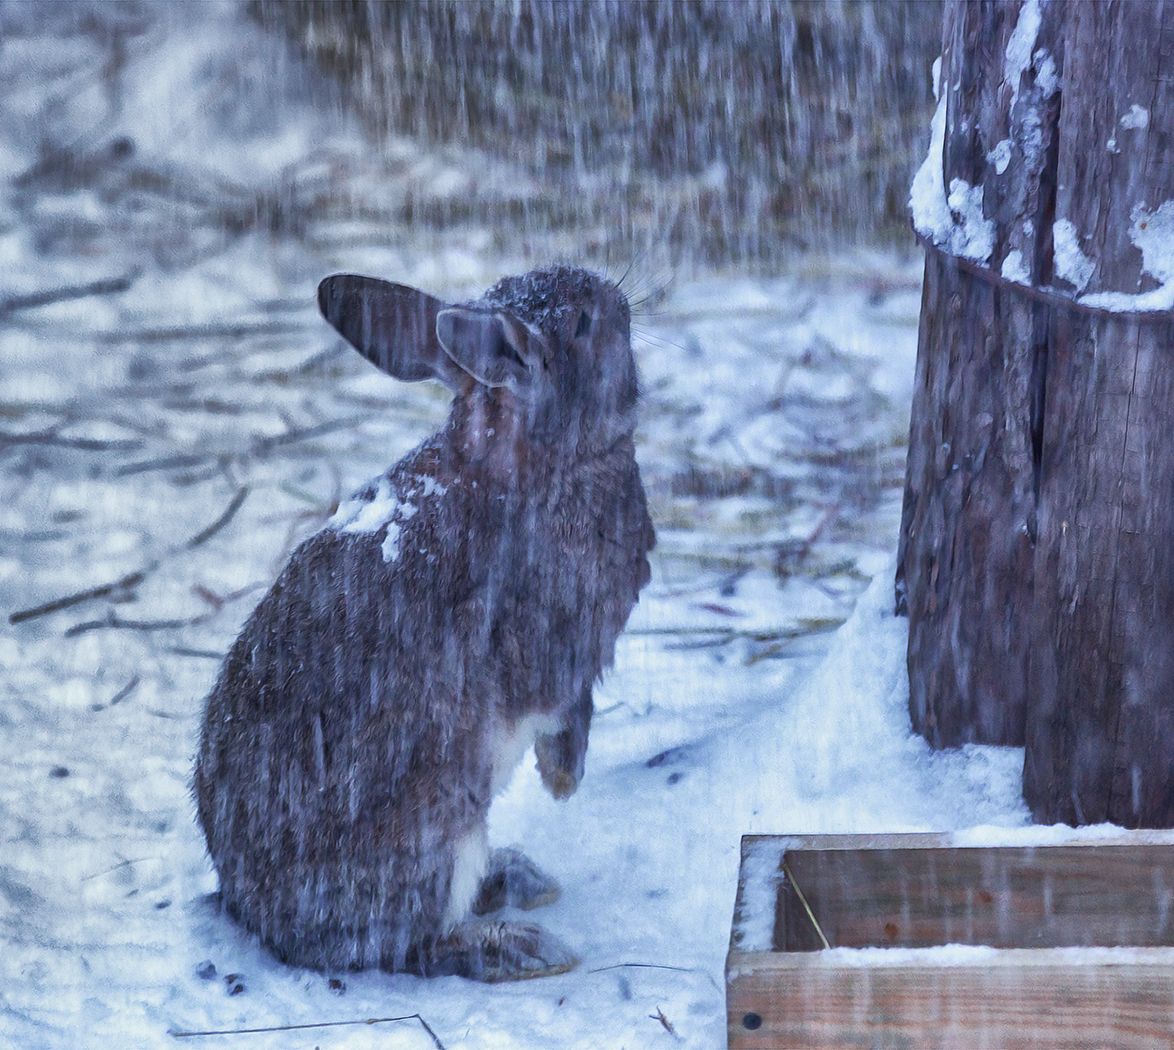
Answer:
[328, 473, 447, 563]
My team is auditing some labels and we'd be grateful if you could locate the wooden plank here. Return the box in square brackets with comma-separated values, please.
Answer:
[738, 830, 1174, 854]
[728, 835, 1174, 1048]
[728, 952, 1174, 1050]
[785, 845, 1174, 951]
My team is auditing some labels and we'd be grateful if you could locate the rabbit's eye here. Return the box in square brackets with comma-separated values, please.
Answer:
[575, 310, 592, 338]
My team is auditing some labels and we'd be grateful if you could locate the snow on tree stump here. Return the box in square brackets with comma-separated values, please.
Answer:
[727, 833, 1174, 1049]
[897, 0, 1174, 825]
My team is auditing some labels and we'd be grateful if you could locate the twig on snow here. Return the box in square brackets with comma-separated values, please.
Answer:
[588, 960, 723, 993]
[9, 568, 151, 624]
[250, 414, 368, 452]
[166, 646, 224, 660]
[0, 272, 138, 317]
[169, 1013, 447, 1047]
[9, 487, 249, 625]
[588, 962, 695, 975]
[628, 620, 842, 645]
[650, 1006, 679, 1038]
[185, 486, 250, 548]
[115, 415, 367, 477]
[81, 856, 154, 882]
[95, 319, 307, 344]
[65, 613, 211, 638]
[0, 429, 143, 452]
[115, 452, 221, 477]
[103, 675, 141, 707]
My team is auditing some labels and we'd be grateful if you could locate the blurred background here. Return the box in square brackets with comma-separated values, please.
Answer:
[256, 0, 941, 265]
[2, 5, 1011, 1049]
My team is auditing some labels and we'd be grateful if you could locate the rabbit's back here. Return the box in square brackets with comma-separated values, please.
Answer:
[194, 447, 500, 967]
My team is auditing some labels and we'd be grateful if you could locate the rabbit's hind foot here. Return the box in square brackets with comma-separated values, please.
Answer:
[472, 847, 560, 915]
[433, 919, 577, 982]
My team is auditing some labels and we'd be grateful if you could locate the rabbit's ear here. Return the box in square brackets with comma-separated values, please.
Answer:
[317, 274, 465, 390]
[435, 308, 544, 393]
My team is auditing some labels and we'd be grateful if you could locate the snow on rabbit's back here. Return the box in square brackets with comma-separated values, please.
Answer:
[192, 266, 655, 980]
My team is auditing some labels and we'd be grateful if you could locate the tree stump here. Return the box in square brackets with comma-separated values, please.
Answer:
[898, 0, 1174, 826]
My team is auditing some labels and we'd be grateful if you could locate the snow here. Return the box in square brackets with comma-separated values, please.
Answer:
[807, 944, 1002, 967]
[1055, 201, 1174, 313]
[1078, 200, 1174, 312]
[329, 473, 452, 564]
[1119, 104, 1150, 131]
[1128, 199, 1174, 288]
[987, 139, 1013, 176]
[945, 179, 996, 263]
[909, 59, 952, 248]
[1033, 49, 1060, 99]
[1000, 249, 1029, 283]
[1003, 0, 1042, 112]
[950, 823, 1174, 848]
[731, 839, 790, 953]
[910, 58, 995, 264]
[1052, 218, 1096, 292]
[0, 3, 1118, 1048]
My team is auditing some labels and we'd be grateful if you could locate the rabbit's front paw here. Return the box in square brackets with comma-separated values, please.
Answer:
[472, 847, 560, 915]
[535, 731, 583, 800]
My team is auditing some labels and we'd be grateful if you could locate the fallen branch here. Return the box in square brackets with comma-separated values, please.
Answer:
[0, 429, 143, 452]
[96, 319, 306, 343]
[0, 272, 138, 317]
[185, 486, 249, 548]
[106, 675, 141, 707]
[589, 962, 696, 974]
[9, 568, 151, 624]
[9, 487, 249, 625]
[65, 613, 210, 638]
[650, 1006, 679, 1038]
[588, 960, 723, 994]
[169, 1013, 446, 1047]
[115, 416, 366, 476]
[115, 453, 220, 477]
[166, 646, 223, 660]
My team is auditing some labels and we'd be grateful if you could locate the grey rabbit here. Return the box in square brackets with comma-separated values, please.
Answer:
[193, 265, 655, 980]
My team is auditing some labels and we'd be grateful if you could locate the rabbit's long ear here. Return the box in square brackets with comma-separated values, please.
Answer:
[317, 274, 465, 390]
[435, 308, 545, 394]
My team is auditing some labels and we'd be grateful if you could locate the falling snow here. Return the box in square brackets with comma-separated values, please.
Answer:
[0, 4, 1070, 1049]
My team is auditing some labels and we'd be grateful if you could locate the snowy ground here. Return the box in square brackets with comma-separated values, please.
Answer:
[1, 5, 1031, 1048]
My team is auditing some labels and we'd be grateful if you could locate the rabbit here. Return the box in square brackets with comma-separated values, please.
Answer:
[192, 265, 655, 981]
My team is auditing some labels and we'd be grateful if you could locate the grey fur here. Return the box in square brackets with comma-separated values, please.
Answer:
[192, 265, 655, 978]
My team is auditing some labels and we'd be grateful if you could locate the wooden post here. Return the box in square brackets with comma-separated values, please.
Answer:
[898, 0, 1174, 825]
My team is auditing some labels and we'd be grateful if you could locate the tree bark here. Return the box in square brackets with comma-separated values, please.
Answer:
[899, 0, 1064, 748]
[1023, 0, 1174, 827]
[899, 0, 1174, 825]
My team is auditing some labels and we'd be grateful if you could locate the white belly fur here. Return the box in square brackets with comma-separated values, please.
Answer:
[490, 711, 560, 797]
[444, 824, 488, 929]
[443, 713, 560, 928]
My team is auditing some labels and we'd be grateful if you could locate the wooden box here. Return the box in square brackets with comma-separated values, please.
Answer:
[727, 832, 1174, 1049]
